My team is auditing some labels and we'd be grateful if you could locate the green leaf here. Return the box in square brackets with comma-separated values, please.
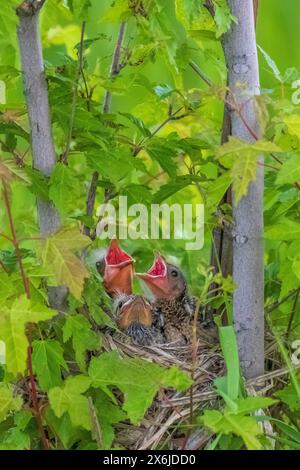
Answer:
[231, 149, 257, 204]
[66, 0, 91, 19]
[119, 112, 152, 137]
[265, 219, 300, 240]
[218, 326, 240, 401]
[63, 314, 100, 371]
[283, 114, 300, 140]
[45, 407, 82, 449]
[275, 381, 300, 411]
[49, 163, 74, 215]
[49, 375, 91, 431]
[0, 427, 30, 450]
[41, 227, 91, 299]
[0, 296, 58, 376]
[94, 391, 126, 449]
[152, 175, 197, 203]
[213, 0, 236, 38]
[276, 154, 300, 185]
[235, 396, 277, 415]
[32, 339, 68, 391]
[89, 351, 192, 424]
[202, 410, 262, 450]
[257, 45, 282, 83]
[0, 383, 22, 423]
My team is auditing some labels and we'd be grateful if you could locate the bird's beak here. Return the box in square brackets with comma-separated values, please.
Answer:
[99, 239, 134, 297]
[136, 254, 171, 298]
[118, 296, 152, 329]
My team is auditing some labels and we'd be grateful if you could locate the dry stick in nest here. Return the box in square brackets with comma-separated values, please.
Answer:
[83, 23, 127, 238]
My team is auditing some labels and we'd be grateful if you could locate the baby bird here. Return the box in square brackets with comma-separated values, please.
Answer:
[113, 294, 160, 346]
[96, 239, 134, 297]
[96, 240, 159, 345]
[137, 255, 212, 345]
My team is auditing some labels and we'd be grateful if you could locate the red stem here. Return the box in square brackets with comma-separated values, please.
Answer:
[2, 177, 49, 450]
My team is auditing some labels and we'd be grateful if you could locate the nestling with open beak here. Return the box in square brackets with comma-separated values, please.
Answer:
[96, 239, 134, 298]
[96, 240, 160, 345]
[137, 254, 213, 345]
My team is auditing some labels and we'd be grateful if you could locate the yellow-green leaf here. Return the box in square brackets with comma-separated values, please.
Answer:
[231, 150, 257, 204]
[0, 296, 57, 376]
[41, 227, 91, 299]
[0, 383, 22, 423]
[49, 375, 91, 431]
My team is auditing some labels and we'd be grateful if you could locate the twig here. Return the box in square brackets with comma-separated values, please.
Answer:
[286, 288, 300, 339]
[2, 178, 30, 298]
[134, 106, 189, 157]
[27, 341, 50, 449]
[103, 23, 127, 113]
[265, 289, 299, 313]
[189, 60, 213, 87]
[0, 259, 8, 274]
[2, 176, 49, 449]
[181, 302, 201, 450]
[62, 21, 86, 164]
[82, 171, 99, 237]
[88, 397, 103, 449]
[83, 23, 127, 237]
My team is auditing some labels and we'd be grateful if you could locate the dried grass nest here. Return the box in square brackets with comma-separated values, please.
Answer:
[100, 329, 297, 450]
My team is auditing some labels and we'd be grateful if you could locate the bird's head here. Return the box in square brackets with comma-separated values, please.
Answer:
[136, 254, 187, 300]
[96, 239, 134, 297]
[114, 294, 152, 330]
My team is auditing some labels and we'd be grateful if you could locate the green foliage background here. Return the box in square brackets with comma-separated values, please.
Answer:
[0, 0, 300, 450]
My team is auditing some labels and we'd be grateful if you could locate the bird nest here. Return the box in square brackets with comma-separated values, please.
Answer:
[99, 330, 299, 450]
[102, 332, 225, 450]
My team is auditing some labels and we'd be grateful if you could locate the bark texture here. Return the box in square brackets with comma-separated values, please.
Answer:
[17, 6, 60, 236]
[17, 2, 68, 308]
[223, 0, 264, 379]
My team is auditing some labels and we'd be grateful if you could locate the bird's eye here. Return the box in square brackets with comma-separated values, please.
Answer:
[171, 270, 178, 277]
[118, 300, 124, 309]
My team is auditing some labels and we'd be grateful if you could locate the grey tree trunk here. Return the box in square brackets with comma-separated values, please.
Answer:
[17, 2, 60, 236]
[223, 0, 264, 379]
[17, 1, 67, 309]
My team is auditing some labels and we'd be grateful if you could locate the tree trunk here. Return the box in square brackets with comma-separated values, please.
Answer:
[209, 1, 258, 325]
[223, 0, 264, 379]
[17, 2, 60, 235]
[17, 1, 67, 309]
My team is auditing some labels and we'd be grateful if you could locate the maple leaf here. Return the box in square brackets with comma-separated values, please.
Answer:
[41, 227, 91, 299]
[49, 375, 92, 431]
[0, 295, 58, 376]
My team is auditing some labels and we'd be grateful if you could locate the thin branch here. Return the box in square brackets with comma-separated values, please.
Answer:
[27, 340, 50, 450]
[0, 259, 9, 274]
[2, 176, 49, 449]
[286, 288, 300, 338]
[265, 289, 300, 313]
[62, 21, 86, 164]
[88, 397, 103, 449]
[103, 23, 127, 114]
[189, 60, 213, 87]
[83, 23, 127, 237]
[2, 178, 30, 298]
[82, 171, 99, 237]
[134, 106, 189, 156]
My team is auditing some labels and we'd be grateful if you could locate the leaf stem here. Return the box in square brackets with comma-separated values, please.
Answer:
[2, 178, 30, 298]
[62, 21, 86, 165]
